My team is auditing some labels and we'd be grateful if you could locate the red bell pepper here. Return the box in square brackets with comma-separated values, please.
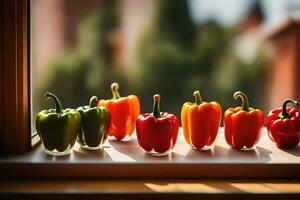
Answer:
[224, 91, 264, 149]
[266, 99, 300, 149]
[136, 94, 179, 156]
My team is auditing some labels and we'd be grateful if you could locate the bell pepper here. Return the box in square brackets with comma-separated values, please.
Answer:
[136, 94, 179, 155]
[266, 99, 300, 149]
[36, 92, 81, 156]
[97, 82, 140, 141]
[77, 96, 110, 150]
[224, 91, 264, 149]
[181, 91, 222, 149]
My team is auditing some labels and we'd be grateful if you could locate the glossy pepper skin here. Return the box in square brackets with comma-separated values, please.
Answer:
[77, 96, 110, 150]
[97, 82, 140, 141]
[266, 99, 300, 149]
[181, 91, 222, 149]
[224, 91, 264, 149]
[36, 92, 81, 156]
[136, 94, 179, 155]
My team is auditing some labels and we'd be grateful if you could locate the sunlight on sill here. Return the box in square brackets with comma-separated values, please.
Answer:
[172, 140, 190, 156]
[145, 183, 223, 193]
[229, 183, 276, 193]
[104, 146, 136, 162]
[263, 183, 300, 193]
[144, 182, 300, 193]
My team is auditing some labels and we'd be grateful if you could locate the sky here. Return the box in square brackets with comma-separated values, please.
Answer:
[187, 0, 300, 27]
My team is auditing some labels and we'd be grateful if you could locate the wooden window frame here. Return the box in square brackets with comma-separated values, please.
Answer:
[1, 0, 31, 154]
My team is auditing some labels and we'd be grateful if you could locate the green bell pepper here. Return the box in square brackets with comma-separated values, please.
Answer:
[36, 92, 81, 155]
[77, 96, 110, 149]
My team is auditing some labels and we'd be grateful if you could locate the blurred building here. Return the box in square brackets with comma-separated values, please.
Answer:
[31, 0, 155, 78]
[266, 18, 300, 110]
[232, 1, 265, 65]
[228, 1, 300, 110]
[240, 1, 264, 32]
[31, 0, 104, 82]
[120, 0, 154, 75]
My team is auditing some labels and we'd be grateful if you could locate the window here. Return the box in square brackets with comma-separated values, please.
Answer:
[31, 0, 283, 136]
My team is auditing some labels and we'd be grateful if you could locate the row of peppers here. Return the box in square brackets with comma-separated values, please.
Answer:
[36, 82, 300, 156]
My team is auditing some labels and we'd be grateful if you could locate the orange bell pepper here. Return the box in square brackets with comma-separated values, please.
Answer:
[181, 91, 222, 149]
[97, 82, 140, 141]
[224, 91, 264, 149]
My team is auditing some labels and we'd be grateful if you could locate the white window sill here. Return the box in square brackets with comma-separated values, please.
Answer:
[0, 128, 299, 179]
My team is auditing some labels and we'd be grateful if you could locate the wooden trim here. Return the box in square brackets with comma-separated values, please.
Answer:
[1, 163, 300, 179]
[0, 0, 4, 151]
[0, 179, 300, 200]
[1, 0, 31, 154]
[295, 25, 300, 99]
[31, 134, 42, 149]
[1, 193, 299, 200]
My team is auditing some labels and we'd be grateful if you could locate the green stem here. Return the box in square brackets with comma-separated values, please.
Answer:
[193, 90, 202, 105]
[111, 82, 121, 99]
[89, 96, 98, 108]
[152, 94, 161, 118]
[233, 91, 249, 112]
[279, 99, 300, 119]
[44, 92, 63, 114]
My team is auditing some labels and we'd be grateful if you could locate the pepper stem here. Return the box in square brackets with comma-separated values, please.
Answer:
[233, 91, 249, 111]
[44, 92, 63, 114]
[111, 82, 121, 99]
[279, 99, 300, 119]
[152, 94, 162, 118]
[89, 96, 98, 108]
[193, 90, 202, 105]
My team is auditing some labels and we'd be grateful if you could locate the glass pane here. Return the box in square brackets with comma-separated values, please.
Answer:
[31, 0, 300, 136]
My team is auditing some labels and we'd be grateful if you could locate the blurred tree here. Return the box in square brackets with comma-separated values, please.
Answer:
[136, 0, 266, 117]
[136, 0, 197, 114]
[155, 0, 197, 50]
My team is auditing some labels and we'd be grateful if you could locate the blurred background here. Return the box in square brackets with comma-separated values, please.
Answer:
[31, 0, 300, 132]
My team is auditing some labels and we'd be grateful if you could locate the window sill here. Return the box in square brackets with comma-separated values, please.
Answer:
[0, 128, 300, 179]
